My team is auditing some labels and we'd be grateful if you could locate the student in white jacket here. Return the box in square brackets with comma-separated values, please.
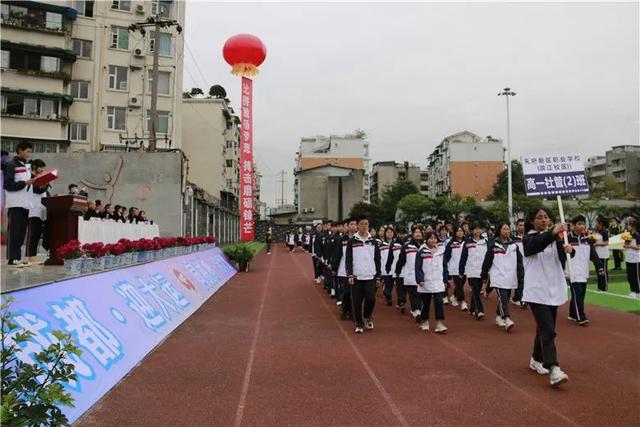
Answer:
[459, 222, 489, 319]
[443, 225, 467, 310]
[394, 226, 425, 320]
[522, 207, 575, 388]
[415, 231, 448, 333]
[481, 222, 524, 332]
[25, 159, 50, 265]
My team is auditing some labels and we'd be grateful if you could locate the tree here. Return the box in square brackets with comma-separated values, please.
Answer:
[377, 180, 420, 223]
[594, 175, 626, 199]
[349, 202, 381, 226]
[208, 85, 227, 99]
[189, 87, 204, 97]
[397, 194, 432, 223]
[182, 91, 192, 99]
[490, 160, 526, 200]
[352, 129, 367, 139]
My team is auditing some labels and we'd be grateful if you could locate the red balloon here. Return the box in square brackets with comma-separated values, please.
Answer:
[223, 34, 266, 77]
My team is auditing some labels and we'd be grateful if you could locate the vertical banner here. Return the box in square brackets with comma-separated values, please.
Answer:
[240, 77, 254, 241]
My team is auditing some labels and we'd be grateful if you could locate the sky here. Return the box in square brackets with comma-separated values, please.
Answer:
[183, 1, 639, 208]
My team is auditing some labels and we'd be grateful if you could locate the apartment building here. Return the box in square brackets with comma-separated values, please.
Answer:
[425, 131, 503, 200]
[605, 145, 640, 195]
[370, 161, 421, 201]
[585, 155, 606, 192]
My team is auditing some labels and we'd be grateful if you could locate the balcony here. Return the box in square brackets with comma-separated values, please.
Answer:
[1, 2, 75, 35]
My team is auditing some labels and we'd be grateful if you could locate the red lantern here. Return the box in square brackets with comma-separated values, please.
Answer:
[223, 34, 267, 77]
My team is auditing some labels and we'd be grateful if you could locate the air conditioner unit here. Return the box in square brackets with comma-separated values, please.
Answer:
[135, 3, 145, 14]
[128, 97, 141, 107]
[133, 48, 144, 57]
[309, 207, 314, 213]
[302, 208, 308, 213]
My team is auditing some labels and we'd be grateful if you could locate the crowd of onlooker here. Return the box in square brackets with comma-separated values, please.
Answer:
[68, 184, 152, 224]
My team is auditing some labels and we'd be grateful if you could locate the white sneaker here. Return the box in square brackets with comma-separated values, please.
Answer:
[450, 296, 459, 307]
[504, 317, 515, 331]
[336, 300, 342, 306]
[460, 301, 469, 312]
[477, 312, 485, 320]
[529, 358, 549, 375]
[411, 309, 421, 319]
[314, 278, 320, 284]
[355, 326, 364, 334]
[330, 289, 336, 297]
[549, 366, 569, 387]
[364, 318, 374, 330]
[418, 320, 429, 331]
[443, 296, 449, 305]
[8, 260, 28, 268]
[434, 322, 448, 334]
[495, 316, 506, 327]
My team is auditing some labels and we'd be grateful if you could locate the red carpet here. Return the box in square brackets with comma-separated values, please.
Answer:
[77, 245, 640, 426]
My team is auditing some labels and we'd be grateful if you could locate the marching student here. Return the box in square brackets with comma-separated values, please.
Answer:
[510, 218, 527, 306]
[481, 222, 524, 331]
[380, 226, 396, 306]
[387, 226, 408, 313]
[332, 218, 357, 319]
[3, 141, 35, 266]
[623, 217, 639, 299]
[443, 225, 467, 310]
[609, 217, 624, 270]
[522, 207, 574, 387]
[312, 223, 325, 283]
[303, 232, 311, 252]
[459, 222, 488, 319]
[370, 226, 379, 241]
[566, 215, 604, 325]
[329, 221, 345, 301]
[346, 215, 381, 334]
[286, 230, 296, 252]
[592, 215, 610, 292]
[25, 159, 50, 265]
[265, 229, 273, 255]
[395, 225, 425, 320]
[296, 228, 304, 250]
[323, 222, 340, 296]
[415, 231, 448, 333]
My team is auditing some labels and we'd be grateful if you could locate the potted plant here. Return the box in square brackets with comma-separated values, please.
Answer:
[103, 244, 116, 269]
[109, 242, 126, 266]
[223, 243, 254, 272]
[82, 242, 107, 271]
[57, 240, 83, 275]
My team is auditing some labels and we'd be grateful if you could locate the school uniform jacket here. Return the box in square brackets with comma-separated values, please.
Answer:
[415, 244, 447, 293]
[286, 233, 296, 246]
[3, 157, 34, 209]
[313, 231, 326, 260]
[593, 229, 609, 260]
[331, 233, 350, 277]
[565, 233, 602, 283]
[385, 238, 404, 278]
[345, 233, 381, 281]
[443, 238, 465, 278]
[459, 237, 488, 279]
[394, 239, 422, 286]
[379, 240, 392, 276]
[626, 232, 640, 264]
[522, 230, 575, 306]
[323, 233, 339, 268]
[481, 238, 524, 290]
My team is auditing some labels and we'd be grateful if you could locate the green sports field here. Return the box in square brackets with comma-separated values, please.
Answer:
[584, 261, 640, 314]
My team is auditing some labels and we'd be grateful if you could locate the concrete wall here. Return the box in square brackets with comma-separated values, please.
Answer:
[450, 160, 503, 201]
[298, 168, 363, 221]
[35, 152, 183, 236]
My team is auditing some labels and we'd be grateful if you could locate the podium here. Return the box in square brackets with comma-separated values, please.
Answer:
[42, 195, 87, 265]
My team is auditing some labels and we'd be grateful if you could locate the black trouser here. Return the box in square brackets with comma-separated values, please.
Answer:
[382, 276, 394, 302]
[569, 282, 587, 321]
[468, 278, 484, 314]
[7, 207, 29, 263]
[400, 283, 422, 312]
[495, 288, 511, 319]
[312, 256, 322, 279]
[512, 278, 524, 302]
[339, 277, 351, 316]
[395, 277, 406, 306]
[627, 262, 640, 294]
[529, 303, 559, 369]
[266, 241, 272, 253]
[419, 292, 444, 321]
[596, 258, 608, 291]
[334, 274, 342, 301]
[323, 265, 333, 292]
[26, 217, 46, 257]
[612, 249, 623, 270]
[287, 244, 295, 252]
[351, 279, 376, 327]
[452, 275, 466, 302]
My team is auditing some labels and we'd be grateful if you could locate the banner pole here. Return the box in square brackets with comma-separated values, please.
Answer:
[556, 194, 573, 282]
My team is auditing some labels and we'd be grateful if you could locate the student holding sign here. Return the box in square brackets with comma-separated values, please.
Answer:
[522, 207, 574, 388]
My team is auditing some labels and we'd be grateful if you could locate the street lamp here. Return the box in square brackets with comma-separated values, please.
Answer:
[498, 87, 516, 227]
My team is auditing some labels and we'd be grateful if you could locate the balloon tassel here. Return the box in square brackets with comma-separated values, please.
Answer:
[231, 63, 260, 77]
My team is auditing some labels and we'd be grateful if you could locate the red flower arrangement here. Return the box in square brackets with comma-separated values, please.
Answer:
[57, 240, 83, 260]
[82, 242, 108, 258]
[107, 243, 126, 256]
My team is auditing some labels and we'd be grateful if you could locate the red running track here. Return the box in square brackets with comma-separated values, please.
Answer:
[77, 245, 640, 426]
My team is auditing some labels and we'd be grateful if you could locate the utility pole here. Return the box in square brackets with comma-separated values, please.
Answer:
[498, 87, 516, 227]
[129, 14, 182, 152]
[276, 170, 287, 206]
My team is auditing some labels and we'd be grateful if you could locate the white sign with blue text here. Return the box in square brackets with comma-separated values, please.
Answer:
[522, 154, 589, 197]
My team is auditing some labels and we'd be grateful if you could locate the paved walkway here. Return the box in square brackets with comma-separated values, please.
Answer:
[77, 245, 640, 426]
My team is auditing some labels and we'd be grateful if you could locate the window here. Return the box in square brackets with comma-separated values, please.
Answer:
[226, 159, 233, 168]
[149, 32, 171, 56]
[39, 99, 54, 118]
[40, 56, 60, 72]
[45, 12, 62, 30]
[108, 65, 128, 90]
[2, 4, 27, 19]
[75, 1, 94, 17]
[148, 71, 170, 94]
[70, 123, 88, 141]
[1, 95, 6, 113]
[151, 0, 172, 17]
[72, 39, 92, 59]
[111, 0, 131, 11]
[110, 26, 129, 49]
[70, 81, 89, 100]
[146, 110, 170, 133]
[226, 179, 232, 188]
[23, 98, 38, 116]
[1, 50, 8, 68]
[107, 106, 126, 130]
